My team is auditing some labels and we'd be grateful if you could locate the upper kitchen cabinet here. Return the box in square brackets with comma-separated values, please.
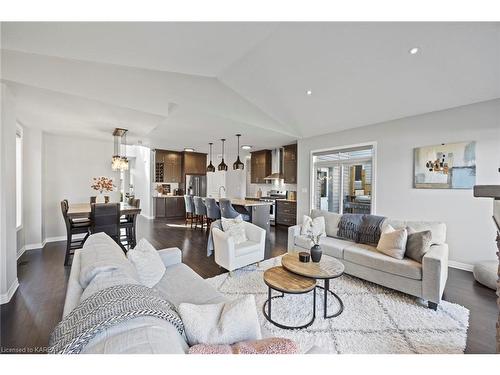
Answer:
[183, 152, 207, 175]
[250, 149, 272, 184]
[283, 143, 298, 184]
[155, 150, 182, 183]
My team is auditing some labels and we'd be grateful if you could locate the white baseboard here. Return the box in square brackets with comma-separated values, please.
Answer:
[17, 235, 86, 259]
[0, 278, 19, 305]
[17, 242, 45, 259]
[140, 214, 154, 220]
[448, 261, 474, 272]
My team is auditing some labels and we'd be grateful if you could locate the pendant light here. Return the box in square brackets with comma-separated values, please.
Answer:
[217, 139, 228, 171]
[232, 134, 245, 170]
[206, 142, 216, 172]
[112, 128, 129, 171]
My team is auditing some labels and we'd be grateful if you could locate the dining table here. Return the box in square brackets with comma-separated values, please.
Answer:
[67, 202, 142, 219]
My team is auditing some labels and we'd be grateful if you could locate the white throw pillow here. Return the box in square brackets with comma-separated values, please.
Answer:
[127, 238, 166, 288]
[179, 295, 262, 346]
[376, 224, 408, 260]
[300, 215, 326, 237]
[221, 215, 247, 245]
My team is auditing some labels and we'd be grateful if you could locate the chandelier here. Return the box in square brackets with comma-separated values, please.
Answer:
[112, 128, 129, 171]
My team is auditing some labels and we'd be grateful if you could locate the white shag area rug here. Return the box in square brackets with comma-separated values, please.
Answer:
[205, 255, 469, 354]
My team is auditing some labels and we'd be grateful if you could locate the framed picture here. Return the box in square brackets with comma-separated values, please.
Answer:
[413, 141, 476, 189]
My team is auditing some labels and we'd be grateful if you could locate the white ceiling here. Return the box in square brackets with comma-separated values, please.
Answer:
[1, 22, 499, 151]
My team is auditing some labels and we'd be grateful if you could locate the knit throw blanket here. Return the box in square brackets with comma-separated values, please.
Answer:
[48, 284, 184, 354]
[337, 214, 365, 242]
[338, 214, 386, 244]
[358, 214, 386, 245]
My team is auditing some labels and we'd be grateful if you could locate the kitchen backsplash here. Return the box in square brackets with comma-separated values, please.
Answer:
[246, 182, 297, 198]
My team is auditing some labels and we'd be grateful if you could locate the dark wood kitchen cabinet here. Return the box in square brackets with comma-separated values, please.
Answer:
[183, 152, 207, 175]
[275, 199, 297, 226]
[250, 149, 272, 184]
[154, 197, 185, 218]
[164, 151, 182, 183]
[283, 143, 297, 184]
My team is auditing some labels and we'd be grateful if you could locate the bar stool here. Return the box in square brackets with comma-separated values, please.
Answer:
[120, 198, 140, 249]
[184, 195, 195, 228]
[90, 203, 127, 253]
[61, 199, 91, 266]
[219, 198, 250, 221]
[205, 197, 221, 227]
[193, 196, 207, 229]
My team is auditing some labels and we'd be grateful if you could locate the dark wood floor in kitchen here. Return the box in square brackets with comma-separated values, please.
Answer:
[1, 216, 497, 354]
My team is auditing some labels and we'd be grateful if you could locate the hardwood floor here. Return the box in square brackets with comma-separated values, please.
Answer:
[0, 216, 497, 353]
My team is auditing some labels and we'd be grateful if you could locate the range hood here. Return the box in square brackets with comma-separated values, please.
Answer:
[264, 148, 284, 181]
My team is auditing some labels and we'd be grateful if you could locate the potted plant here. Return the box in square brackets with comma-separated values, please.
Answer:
[91, 176, 115, 203]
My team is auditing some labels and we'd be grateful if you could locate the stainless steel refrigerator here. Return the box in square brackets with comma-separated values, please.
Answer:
[185, 174, 207, 197]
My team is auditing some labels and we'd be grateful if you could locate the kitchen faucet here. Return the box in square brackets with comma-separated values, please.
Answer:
[218, 186, 226, 198]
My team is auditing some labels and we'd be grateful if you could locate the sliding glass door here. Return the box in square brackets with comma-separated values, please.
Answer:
[312, 145, 374, 214]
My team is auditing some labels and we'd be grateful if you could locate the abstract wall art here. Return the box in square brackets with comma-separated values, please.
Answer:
[414, 141, 476, 189]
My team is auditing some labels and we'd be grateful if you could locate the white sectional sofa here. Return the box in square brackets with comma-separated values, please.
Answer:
[63, 233, 227, 353]
[288, 209, 449, 309]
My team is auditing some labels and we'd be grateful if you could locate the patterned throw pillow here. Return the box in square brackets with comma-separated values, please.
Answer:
[300, 215, 326, 237]
[405, 227, 432, 263]
[188, 337, 300, 354]
[221, 215, 247, 245]
[376, 224, 408, 260]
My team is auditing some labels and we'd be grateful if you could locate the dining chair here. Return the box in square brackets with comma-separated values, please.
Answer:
[61, 199, 91, 266]
[193, 196, 207, 230]
[184, 195, 195, 228]
[90, 203, 127, 252]
[219, 198, 250, 221]
[205, 197, 221, 227]
[120, 198, 140, 248]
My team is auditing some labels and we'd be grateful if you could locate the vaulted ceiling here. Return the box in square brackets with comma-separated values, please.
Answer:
[1, 22, 499, 151]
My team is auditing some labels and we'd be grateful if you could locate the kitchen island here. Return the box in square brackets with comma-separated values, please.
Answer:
[213, 197, 273, 234]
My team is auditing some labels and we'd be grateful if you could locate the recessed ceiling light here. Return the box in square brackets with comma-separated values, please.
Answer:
[306, 90, 312, 96]
[241, 145, 252, 150]
[409, 47, 420, 55]
[184, 147, 195, 152]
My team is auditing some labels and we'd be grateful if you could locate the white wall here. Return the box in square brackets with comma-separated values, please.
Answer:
[0, 83, 18, 303]
[16, 125, 43, 254]
[297, 99, 500, 267]
[126, 145, 152, 218]
[43, 133, 120, 239]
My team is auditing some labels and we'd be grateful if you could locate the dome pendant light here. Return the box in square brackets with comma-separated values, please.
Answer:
[218, 139, 228, 171]
[233, 134, 245, 170]
[206, 142, 216, 173]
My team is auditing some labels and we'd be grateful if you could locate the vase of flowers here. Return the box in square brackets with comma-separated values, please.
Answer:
[309, 233, 322, 263]
[91, 176, 115, 203]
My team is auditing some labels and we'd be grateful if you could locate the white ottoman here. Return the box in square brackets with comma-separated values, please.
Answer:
[473, 260, 498, 290]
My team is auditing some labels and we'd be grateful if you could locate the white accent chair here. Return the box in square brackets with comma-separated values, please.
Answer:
[212, 221, 266, 272]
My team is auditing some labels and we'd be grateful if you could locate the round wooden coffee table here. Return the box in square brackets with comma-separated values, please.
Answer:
[263, 266, 317, 330]
[281, 253, 345, 319]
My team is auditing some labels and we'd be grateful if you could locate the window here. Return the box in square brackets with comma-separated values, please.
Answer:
[311, 144, 375, 214]
[16, 126, 23, 229]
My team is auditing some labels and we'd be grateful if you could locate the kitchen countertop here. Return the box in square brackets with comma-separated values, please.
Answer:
[214, 198, 273, 207]
[154, 195, 184, 198]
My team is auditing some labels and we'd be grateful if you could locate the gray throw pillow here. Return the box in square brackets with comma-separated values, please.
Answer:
[406, 228, 432, 263]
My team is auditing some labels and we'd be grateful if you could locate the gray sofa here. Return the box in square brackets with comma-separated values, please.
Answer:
[63, 233, 227, 354]
[288, 209, 449, 309]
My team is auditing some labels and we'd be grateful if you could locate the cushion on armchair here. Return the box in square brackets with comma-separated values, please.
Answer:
[221, 215, 247, 245]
